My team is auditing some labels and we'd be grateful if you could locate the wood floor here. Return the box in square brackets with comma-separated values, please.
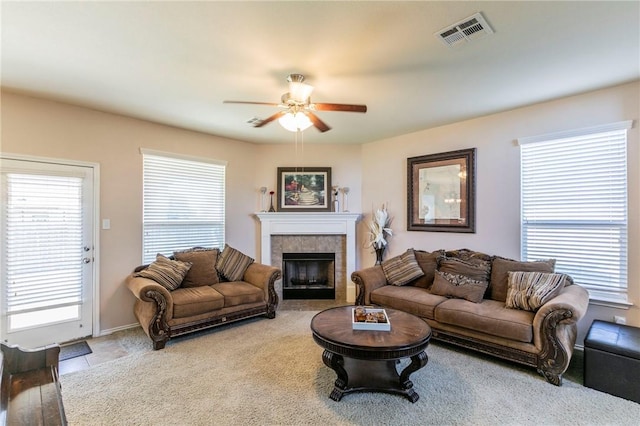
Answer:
[59, 299, 345, 375]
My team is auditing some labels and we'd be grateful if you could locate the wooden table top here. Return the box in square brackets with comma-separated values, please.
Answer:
[311, 306, 431, 357]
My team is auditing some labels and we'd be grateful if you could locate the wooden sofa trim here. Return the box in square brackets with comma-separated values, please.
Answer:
[428, 306, 576, 386]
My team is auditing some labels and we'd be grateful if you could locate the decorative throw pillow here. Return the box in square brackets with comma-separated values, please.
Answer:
[410, 249, 445, 289]
[134, 254, 192, 291]
[444, 249, 493, 264]
[174, 248, 220, 287]
[430, 270, 488, 303]
[490, 257, 556, 302]
[437, 256, 491, 286]
[216, 244, 254, 282]
[381, 249, 425, 286]
[505, 271, 567, 312]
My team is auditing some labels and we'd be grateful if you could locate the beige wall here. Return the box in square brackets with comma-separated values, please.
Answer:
[359, 80, 640, 343]
[0, 91, 362, 334]
[2, 81, 639, 344]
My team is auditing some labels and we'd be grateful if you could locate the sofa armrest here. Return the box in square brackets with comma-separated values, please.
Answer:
[532, 283, 590, 385]
[126, 275, 174, 348]
[243, 262, 281, 316]
[351, 265, 388, 305]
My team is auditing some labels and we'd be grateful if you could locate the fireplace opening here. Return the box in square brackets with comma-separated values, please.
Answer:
[282, 252, 335, 300]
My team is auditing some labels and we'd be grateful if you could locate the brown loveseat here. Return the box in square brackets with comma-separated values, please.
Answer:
[351, 248, 590, 385]
[126, 245, 281, 349]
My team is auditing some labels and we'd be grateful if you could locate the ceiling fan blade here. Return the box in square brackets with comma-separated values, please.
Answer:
[255, 110, 286, 127]
[307, 112, 331, 132]
[223, 100, 281, 107]
[313, 103, 367, 113]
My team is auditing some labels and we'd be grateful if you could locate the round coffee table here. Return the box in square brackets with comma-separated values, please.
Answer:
[310, 306, 431, 402]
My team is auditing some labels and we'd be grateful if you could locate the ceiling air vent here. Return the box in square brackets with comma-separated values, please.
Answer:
[436, 12, 494, 48]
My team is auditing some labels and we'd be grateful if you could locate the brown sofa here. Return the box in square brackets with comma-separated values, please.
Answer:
[351, 248, 590, 385]
[126, 246, 281, 349]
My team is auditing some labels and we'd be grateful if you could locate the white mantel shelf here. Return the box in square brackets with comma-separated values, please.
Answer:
[255, 212, 362, 302]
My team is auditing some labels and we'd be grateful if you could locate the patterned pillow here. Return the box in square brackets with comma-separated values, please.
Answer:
[505, 271, 567, 312]
[134, 254, 192, 291]
[381, 249, 425, 286]
[174, 248, 220, 287]
[437, 256, 491, 286]
[216, 244, 254, 282]
[430, 270, 488, 303]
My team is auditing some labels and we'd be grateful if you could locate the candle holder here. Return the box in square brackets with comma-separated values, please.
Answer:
[259, 187, 267, 212]
[268, 191, 276, 212]
[341, 187, 350, 212]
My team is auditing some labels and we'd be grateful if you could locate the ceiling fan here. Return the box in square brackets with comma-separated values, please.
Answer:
[223, 74, 367, 132]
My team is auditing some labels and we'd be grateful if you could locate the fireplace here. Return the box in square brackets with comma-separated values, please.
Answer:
[282, 252, 335, 299]
[255, 212, 361, 303]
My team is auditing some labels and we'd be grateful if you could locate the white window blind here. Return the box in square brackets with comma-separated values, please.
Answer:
[142, 152, 226, 264]
[519, 122, 631, 303]
[3, 173, 84, 329]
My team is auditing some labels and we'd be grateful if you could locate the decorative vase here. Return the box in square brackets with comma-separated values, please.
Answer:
[374, 246, 385, 265]
[268, 193, 276, 212]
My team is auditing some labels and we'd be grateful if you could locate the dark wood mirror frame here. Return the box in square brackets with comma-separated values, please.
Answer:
[407, 148, 476, 233]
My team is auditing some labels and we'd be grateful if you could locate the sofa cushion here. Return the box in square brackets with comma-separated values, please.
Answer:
[438, 257, 491, 286]
[381, 249, 424, 286]
[174, 248, 220, 287]
[370, 285, 448, 320]
[434, 298, 534, 343]
[171, 286, 225, 318]
[216, 244, 254, 282]
[134, 254, 191, 291]
[211, 282, 264, 307]
[410, 249, 445, 289]
[444, 248, 493, 264]
[505, 271, 566, 312]
[430, 271, 488, 303]
[490, 257, 556, 302]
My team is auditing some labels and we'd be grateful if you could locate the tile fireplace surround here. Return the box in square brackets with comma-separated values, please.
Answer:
[255, 212, 361, 303]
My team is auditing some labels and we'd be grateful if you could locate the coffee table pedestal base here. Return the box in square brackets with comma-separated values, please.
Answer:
[323, 350, 428, 403]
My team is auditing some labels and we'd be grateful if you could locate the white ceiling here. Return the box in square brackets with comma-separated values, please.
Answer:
[2, 1, 639, 145]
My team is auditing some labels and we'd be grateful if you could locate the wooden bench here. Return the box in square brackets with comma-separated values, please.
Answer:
[1, 343, 67, 425]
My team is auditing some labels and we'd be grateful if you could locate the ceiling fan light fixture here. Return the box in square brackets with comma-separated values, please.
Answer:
[289, 82, 314, 103]
[278, 111, 313, 132]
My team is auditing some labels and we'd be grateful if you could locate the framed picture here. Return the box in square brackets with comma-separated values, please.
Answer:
[407, 148, 476, 233]
[277, 167, 332, 212]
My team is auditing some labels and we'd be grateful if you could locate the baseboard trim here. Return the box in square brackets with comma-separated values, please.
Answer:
[97, 323, 140, 337]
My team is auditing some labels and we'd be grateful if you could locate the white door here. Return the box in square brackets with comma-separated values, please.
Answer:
[1, 157, 95, 348]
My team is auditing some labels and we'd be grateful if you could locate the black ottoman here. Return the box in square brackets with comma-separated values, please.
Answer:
[584, 320, 640, 403]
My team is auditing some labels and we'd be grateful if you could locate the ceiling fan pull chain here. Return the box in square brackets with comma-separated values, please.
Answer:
[300, 129, 305, 171]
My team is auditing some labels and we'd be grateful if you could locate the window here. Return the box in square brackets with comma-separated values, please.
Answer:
[519, 121, 633, 303]
[141, 150, 226, 264]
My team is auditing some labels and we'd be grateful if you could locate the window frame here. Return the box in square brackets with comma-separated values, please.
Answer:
[140, 148, 227, 264]
[518, 120, 633, 305]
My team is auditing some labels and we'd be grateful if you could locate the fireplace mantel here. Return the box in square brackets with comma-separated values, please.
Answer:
[255, 212, 361, 302]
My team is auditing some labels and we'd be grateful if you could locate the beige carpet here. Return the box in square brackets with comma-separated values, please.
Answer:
[61, 311, 640, 425]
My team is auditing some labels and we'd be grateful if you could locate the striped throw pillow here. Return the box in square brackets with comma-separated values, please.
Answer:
[505, 271, 566, 312]
[216, 244, 254, 282]
[134, 254, 192, 291]
[381, 249, 425, 286]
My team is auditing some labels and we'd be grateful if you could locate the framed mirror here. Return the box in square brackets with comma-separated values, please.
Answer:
[407, 148, 476, 233]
